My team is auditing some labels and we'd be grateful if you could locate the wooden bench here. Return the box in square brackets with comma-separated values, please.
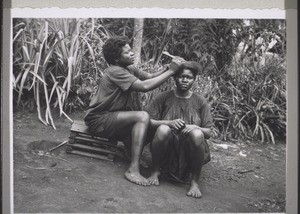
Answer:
[66, 120, 118, 162]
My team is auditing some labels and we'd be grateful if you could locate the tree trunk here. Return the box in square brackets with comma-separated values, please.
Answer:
[132, 18, 144, 64]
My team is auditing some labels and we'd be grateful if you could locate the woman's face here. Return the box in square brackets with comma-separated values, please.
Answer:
[117, 44, 135, 67]
[174, 69, 195, 91]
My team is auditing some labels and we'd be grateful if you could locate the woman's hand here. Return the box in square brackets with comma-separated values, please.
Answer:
[180, 124, 199, 135]
[169, 57, 185, 74]
[168, 119, 186, 131]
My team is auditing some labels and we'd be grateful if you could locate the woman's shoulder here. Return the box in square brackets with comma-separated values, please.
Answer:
[191, 92, 209, 104]
[105, 65, 125, 73]
[105, 65, 136, 80]
[127, 65, 138, 72]
[156, 90, 174, 99]
[150, 90, 174, 104]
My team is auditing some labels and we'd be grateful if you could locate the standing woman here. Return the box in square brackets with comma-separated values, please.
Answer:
[146, 61, 213, 198]
[84, 36, 184, 186]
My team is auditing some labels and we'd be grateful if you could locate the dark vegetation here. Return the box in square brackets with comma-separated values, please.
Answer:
[12, 18, 286, 144]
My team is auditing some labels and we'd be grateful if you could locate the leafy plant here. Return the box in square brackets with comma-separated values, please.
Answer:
[13, 18, 101, 128]
[13, 18, 286, 144]
[209, 56, 286, 144]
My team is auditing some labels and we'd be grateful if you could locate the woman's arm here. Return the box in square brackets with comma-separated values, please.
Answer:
[135, 66, 168, 80]
[181, 124, 212, 139]
[151, 118, 211, 139]
[130, 59, 182, 92]
[196, 126, 212, 139]
[127, 65, 166, 80]
[130, 69, 174, 92]
[150, 118, 186, 131]
[148, 67, 168, 78]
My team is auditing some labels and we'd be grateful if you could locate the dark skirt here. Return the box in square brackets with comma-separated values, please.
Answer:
[84, 111, 119, 140]
[161, 133, 211, 184]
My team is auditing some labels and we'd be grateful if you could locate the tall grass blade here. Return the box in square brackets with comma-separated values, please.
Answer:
[43, 39, 58, 67]
[49, 81, 59, 102]
[29, 70, 47, 85]
[13, 72, 23, 88]
[17, 67, 31, 105]
[58, 31, 68, 58]
[13, 28, 24, 42]
[262, 123, 275, 144]
[45, 21, 48, 51]
[22, 46, 30, 62]
[81, 36, 96, 67]
[55, 87, 63, 116]
[66, 57, 74, 98]
[35, 81, 47, 125]
[62, 111, 73, 123]
[253, 110, 260, 136]
[31, 52, 41, 88]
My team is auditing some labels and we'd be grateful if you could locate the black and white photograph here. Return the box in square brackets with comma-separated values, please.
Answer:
[7, 7, 290, 213]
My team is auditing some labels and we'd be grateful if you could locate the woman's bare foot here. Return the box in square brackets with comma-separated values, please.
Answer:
[124, 170, 150, 186]
[148, 171, 160, 186]
[186, 180, 202, 198]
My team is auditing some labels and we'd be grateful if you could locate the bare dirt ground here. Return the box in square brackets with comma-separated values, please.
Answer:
[13, 110, 286, 213]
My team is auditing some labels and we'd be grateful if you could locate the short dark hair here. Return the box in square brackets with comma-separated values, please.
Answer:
[174, 61, 202, 78]
[102, 36, 130, 65]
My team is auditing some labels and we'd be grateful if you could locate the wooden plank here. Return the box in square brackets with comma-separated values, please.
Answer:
[66, 148, 114, 162]
[70, 120, 92, 133]
[70, 135, 117, 148]
[73, 120, 85, 125]
[68, 139, 117, 152]
[66, 120, 117, 162]
[71, 124, 90, 134]
[81, 141, 117, 151]
[69, 121, 112, 142]
[67, 143, 116, 155]
[72, 120, 88, 128]
[75, 133, 110, 142]
[69, 132, 78, 138]
[70, 121, 112, 143]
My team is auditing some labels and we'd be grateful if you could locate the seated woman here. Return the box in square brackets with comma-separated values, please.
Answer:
[84, 36, 184, 186]
[146, 61, 213, 198]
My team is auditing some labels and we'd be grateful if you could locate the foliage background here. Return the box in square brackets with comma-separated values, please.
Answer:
[12, 18, 286, 144]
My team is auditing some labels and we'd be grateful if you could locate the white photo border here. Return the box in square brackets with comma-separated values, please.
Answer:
[3, 6, 298, 214]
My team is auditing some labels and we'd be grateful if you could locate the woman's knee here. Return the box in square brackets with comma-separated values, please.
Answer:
[135, 111, 150, 124]
[189, 129, 205, 147]
[155, 125, 172, 142]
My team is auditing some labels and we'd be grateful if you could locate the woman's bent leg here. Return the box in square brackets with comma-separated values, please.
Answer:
[115, 111, 150, 186]
[149, 125, 172, 185]
[185, 129, 206, 198]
